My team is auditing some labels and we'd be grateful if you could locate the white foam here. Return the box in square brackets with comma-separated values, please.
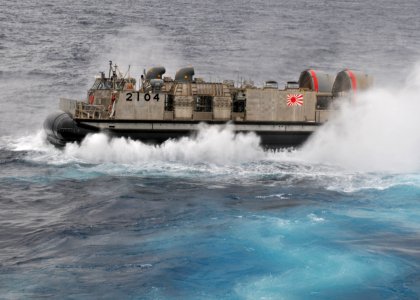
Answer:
[2, 124, 420, 192]
[256, 194, 287, 199]
[1, 130, 50, 152]
[63, 123, 263, 165]
[307, 213, 325, 223]
[299, 63, 420, 173]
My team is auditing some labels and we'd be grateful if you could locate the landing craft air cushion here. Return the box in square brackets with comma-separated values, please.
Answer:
[44, 62, 372, 147]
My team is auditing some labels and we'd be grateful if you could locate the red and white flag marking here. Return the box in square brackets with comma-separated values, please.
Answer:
[287, 94, 304, 106]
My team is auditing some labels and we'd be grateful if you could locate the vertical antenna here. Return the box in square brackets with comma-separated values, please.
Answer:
[236, 71, 239, 88]
[108, 61, 112, 78]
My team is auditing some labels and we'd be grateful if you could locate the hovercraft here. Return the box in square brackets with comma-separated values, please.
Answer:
[44, 61, 372, 147]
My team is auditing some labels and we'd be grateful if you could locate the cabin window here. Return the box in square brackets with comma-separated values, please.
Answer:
[91, 80, 100, 90]
[286, 81, 299, 89]
[233, 100, 245, 112]
[195, 96, 213, 112]
[264, 81, 278, 89]
[91, 79, 113, 90]
[165, 94, 174, 111]
[233, 91, 246, 112]
[114, 80, 125, 90]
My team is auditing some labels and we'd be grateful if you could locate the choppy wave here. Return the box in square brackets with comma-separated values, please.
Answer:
[2, 128, 419, 194]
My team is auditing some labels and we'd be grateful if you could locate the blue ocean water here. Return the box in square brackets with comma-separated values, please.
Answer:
[1, 0, 420, 299]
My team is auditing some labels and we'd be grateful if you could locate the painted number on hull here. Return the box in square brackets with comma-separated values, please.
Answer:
[126, 92, 159, 102]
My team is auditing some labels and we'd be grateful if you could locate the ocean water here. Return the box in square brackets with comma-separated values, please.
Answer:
[1, 0, 420, 299]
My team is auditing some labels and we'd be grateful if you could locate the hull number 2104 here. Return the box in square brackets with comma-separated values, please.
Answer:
[126, 92, 159, 102]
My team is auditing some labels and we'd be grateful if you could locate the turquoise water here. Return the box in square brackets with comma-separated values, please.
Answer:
[1, 130, 420, 298]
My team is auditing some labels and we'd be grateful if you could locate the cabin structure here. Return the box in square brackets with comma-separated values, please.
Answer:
[60, 63, 372, 125]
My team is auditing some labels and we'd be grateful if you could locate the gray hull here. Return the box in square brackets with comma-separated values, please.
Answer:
[44, 111, 318, 148]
